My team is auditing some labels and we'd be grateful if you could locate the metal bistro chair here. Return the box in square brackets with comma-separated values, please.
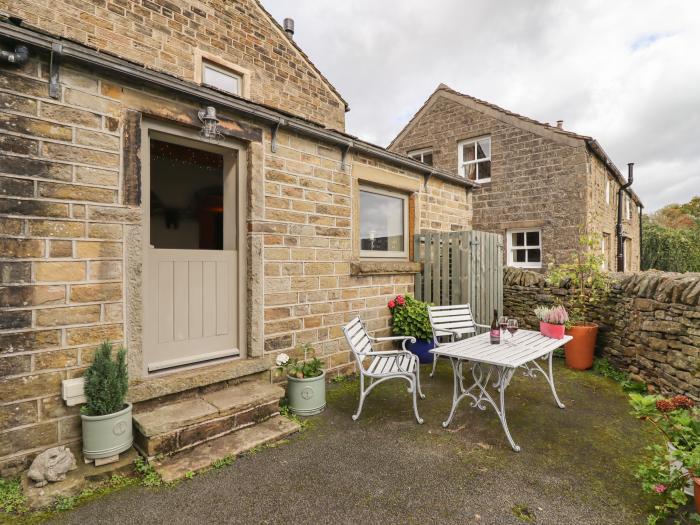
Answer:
[342, 317, 425, 424]
[427, 303, 490, 377]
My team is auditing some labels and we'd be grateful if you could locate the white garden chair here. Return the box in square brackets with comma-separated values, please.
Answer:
[342, 317, 425, 424]
[427, 304, 490, 377]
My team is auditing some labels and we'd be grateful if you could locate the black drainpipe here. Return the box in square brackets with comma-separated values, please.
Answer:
[0, 43, 29, 66]
[616, 162, 634, 271]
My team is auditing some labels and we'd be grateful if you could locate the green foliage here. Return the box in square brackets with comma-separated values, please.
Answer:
[0, 478, 27, 514]
[82, 341, 128, 417]
[593, 358, 646, 393]
[642, 217, 700, 273]
[134, 456, 163, 487]
[547, 233, 610, 326]
[511, 503, 536, 523]
[281, 343, 323, 379]
[388, 294, 433, 341]
[629, 393, 700, 524]
[212, 455, 235, 469]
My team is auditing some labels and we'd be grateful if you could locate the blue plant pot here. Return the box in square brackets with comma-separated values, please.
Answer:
[406, 339, 435, 364]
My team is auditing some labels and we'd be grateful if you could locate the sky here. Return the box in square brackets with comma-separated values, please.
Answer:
[264, 0, 700, 212]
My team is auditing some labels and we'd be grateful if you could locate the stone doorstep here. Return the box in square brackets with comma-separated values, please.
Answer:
[20, 448, 138, 510]
[133, 382, 285, 438]
[128, 357, 274, 404]
[152, 416, 300, 483]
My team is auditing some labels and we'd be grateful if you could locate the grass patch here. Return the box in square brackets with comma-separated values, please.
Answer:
[0, 478, 28, 514]
[511, 503, 536, 523]
[592, 358, 646, 393]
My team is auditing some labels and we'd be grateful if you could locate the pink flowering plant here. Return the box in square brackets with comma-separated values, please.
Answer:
[533, 305, 569, 326]
[629, 393, 700, 524]
[388, 294, 432, 341]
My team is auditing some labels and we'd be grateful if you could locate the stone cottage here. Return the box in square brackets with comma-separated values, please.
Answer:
[389, 84, 644, 272]
[0, 1, 475, 476]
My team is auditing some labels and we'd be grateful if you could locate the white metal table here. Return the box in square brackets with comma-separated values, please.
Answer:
[431, 329, 572, 452]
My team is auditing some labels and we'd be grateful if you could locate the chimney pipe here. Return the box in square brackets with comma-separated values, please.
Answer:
[556, 120, 563, 129]
[283, 18, 294, 37]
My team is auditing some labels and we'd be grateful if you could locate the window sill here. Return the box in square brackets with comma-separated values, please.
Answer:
[350, 261, 422, 276]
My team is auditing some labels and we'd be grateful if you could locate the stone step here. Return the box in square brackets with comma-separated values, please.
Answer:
[153, 416, 300, 483]
[133, 382, 285, 458]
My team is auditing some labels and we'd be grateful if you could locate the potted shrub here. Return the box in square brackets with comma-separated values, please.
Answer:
[388, 294, 434, 364]
[276, 344, 325, 416]
[534, 305, 568, 339]
[81, 341, 133, 460]
[629, 393, 700, 521]
[548, 234, 609, 370]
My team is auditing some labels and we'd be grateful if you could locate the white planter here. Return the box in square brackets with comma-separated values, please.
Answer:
[81, 403, 133, 460]
[668, 442, 694, 496]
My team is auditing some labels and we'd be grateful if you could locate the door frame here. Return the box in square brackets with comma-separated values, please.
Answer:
[140, 119, 248, 376]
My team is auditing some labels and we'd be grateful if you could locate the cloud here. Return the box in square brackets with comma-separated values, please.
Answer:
[264, 0, 700, 211]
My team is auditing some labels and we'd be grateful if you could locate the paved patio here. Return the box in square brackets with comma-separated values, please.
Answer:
[43, 359, 654, 525]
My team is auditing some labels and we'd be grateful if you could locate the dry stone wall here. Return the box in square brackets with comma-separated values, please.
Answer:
[503, 267, 699, 399]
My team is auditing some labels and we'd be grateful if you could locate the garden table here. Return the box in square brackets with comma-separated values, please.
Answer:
[431, 329, 572, 452]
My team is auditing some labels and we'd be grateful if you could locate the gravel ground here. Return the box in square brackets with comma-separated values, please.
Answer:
[40, 359, 654, 525]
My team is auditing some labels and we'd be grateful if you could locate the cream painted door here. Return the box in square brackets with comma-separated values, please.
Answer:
[142, 125, 242, 373]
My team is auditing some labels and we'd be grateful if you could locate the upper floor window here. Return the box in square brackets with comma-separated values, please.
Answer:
[605, 179, 611, 205]
[625, 195, 631, 220]
[507, 229, 541, 269]
[458, 136, 491, 182]
[408, 148, 433, 166]
[359, 185, 408, 259]
[601, 233, 611, 270]
[202, 60, 242, 96]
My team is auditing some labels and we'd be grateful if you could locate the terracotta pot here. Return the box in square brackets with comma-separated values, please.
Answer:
[694, 476, 700, 514]
[564, 323, 598, 370]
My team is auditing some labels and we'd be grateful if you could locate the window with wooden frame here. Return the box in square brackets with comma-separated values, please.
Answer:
[458, 136, 491, 182]
[359, 185, 409, 259]
[507, 229, 542, 268]
[605, 179, 611, 205]
[601, 233, 611, 270]
[625, 195, 632, 221]
[202, 60, 242, 96]
[408, 148, 433, 166]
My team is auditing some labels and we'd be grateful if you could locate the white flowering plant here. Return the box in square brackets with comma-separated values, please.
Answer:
[534, 305, 569, 326]
[275, 344, 323, 379]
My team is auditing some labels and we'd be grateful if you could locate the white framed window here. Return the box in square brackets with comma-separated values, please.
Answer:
[359, 185, 409, 259]
[601, 233, 611, 270]
[507, 229, 542, 268]
[408, 148, 433, 166]
[458, 136, 491, 182]
[625, 195, 632, 220]
[605, 179, 610, 205]
[202, 60, 242, 96]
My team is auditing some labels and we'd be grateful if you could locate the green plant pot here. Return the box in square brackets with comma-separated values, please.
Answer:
[286, 371, 326, 416]
[81, 403, 133, 460]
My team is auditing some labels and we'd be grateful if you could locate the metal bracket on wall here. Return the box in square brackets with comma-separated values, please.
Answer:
[340, 143, 351, 171]
[270, 120, 282, 153]
[424, 171, 434, 191]
[49, 42, 62, 100]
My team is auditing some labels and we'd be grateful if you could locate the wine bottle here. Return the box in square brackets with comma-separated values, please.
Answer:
[490, 309, 500, 344]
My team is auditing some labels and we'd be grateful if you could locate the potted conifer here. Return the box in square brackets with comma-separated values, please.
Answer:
[548, 234, 609, 370]
[81, 341, 133, 460]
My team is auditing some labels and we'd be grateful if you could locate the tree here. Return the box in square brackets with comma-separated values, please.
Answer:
[641, 197, 700, 272]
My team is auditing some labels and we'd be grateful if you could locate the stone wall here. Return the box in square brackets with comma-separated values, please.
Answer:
[0, 0, 346, 130]
[503, 267, 699, 399]
[0, 49, 472, 474]
[390, 86, 642, 271]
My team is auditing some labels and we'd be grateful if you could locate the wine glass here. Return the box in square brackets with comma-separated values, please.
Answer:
[498, 316, 508, 334]
[506, 318, 518, 342]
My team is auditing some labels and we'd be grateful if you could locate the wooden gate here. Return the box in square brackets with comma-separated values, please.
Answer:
[414, 231, 503, 325]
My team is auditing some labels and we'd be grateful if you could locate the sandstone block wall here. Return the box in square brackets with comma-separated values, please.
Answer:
[503, 267, 699, 398]
[0, 0, 346, 130]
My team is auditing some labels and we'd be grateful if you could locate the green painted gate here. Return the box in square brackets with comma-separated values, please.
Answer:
[413, 230, 504, 325]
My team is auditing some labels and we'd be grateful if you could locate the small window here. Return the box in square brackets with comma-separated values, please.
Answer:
[202, 61, 242, 96]
[458, 136, 491, 182]
[625, 195, 632, 220]
[360, 186, 408, 258]
[605, 179, 610, 205]
[408, 148, 433, 166]
[507, 229, 542, 268]
[601, 233, 611, 270]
